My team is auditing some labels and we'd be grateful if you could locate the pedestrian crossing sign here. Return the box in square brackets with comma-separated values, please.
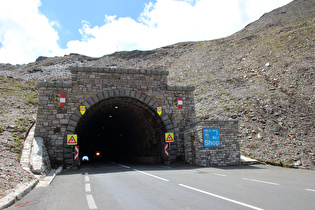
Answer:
[67, 134, 78, 145]
[165, 133, 174, 142]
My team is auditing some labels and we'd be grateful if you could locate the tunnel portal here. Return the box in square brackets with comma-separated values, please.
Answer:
[35, 67, 240, 168]
[76, 97, 166, 163]
[35, 67, 197, 166]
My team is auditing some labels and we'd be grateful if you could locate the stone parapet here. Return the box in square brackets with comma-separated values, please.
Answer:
[167, 86, 195, 91]
[70, 67, 169, 75]
[37, 81, 73, 88]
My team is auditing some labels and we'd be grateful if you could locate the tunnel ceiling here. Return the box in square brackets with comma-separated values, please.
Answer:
[75, 97, 166, 162]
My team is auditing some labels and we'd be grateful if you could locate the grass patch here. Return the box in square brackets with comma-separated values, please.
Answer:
[24, 92, 38, 105]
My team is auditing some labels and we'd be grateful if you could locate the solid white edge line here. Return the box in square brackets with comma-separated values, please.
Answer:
[243, 178, 280, 186]
[133, 169, 169, 182]
[85, 183, 91, 192]
[86, 194, 97, 209]
[305, 188, 315, 192]
[179, 184, 264, 210]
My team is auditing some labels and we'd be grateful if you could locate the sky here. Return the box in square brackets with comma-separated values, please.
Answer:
[0, 0, 292, 64]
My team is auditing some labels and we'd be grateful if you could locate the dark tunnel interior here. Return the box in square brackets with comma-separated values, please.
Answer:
[75, 97, 166, 164]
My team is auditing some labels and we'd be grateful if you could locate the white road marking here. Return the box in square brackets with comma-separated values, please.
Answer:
[85, 183, 91, 192]
[117, 163, 131, 169]
[214, 173, 227, 177]
[305, 188, 315, 192]
[86, 194, 97, 209]
[179, 184, 264, 210]
[242, 178, 280, 186]
[133, 169, 169, 182]
[85, 173, 90, 182]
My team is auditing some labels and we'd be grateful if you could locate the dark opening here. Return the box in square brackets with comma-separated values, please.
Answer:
[75, 97, 166, 163]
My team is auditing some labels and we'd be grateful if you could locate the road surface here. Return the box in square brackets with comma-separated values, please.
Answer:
[8, 162, 315, 209]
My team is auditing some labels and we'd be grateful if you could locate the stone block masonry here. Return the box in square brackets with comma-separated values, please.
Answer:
[184, 121, 240, 166]
[35, 67, 240, 167]
[35, 67, 196, 166]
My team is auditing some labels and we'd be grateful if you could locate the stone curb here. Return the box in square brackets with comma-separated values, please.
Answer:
[0, 179, 39, 210]
[0, 166, 63, 209]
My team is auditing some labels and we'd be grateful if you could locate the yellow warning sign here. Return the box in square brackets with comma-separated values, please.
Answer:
[80, 106, 86, 115]
[157, 107, 162, 115]
[165, 133, 174, 143]
[67, 134, 78, 145]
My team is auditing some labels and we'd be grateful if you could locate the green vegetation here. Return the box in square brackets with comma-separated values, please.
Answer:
[24, 92, 38, 105]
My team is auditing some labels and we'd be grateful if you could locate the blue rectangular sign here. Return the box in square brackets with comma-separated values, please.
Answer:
[203, 128, 220, 147]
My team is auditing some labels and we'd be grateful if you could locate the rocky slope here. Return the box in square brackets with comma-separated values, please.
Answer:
[0, 0, 314, 198]
[0, 76, 37, 198]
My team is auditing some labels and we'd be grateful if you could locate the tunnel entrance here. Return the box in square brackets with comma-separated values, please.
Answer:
[75, 97, 166, 164]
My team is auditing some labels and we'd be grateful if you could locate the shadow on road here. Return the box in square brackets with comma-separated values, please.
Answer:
[59, 161, 264, 176]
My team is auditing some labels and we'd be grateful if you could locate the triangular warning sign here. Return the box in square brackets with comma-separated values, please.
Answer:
[69, 136, 76, 143]
[165, 133, 174, 142]
[67, 134, 78, 145]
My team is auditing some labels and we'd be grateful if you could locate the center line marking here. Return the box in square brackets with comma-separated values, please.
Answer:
[133, 169, 169, 182]
[117, 163, 131, 169]
[305, 188, 315, 192]
[214, 173, 227, 177]
[179, 184, 264, 210]
[85, 183, 91, 192]
[86, 194, 97, 209]
[243, 178, 279, 186]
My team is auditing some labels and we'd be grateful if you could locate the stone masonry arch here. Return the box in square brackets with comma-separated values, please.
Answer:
[64, 89, 175, 164]
[66, 89, 174, 135]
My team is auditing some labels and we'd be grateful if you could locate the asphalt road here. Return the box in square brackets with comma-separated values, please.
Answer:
[8, 162, 315, 210]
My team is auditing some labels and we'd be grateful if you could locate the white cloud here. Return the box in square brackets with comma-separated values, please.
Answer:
[65, 0, 292, 57]
[0, 0, 61, 64]
[0, 0, 292, 64]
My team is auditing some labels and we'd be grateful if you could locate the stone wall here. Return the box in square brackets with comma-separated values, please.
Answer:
[35, 67, 196, 166]
[35, 67, 240, 167]
[184, 121, 240, 166]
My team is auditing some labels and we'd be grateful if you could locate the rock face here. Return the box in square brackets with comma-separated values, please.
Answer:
[0, 0, 314, 198]
[29, 137, 51, 175]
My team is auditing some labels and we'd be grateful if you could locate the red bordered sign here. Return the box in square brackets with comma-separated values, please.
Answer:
[165, 133, 174, 143]
[178, 97, 183, 109]
[173, 97, 183, 109]
[52, 94, 66, 107]
[67, 134, 78, 145]
[74, 146, 79, 160]
[165, 143, 169, 157]
[59, 94, 66, 107]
